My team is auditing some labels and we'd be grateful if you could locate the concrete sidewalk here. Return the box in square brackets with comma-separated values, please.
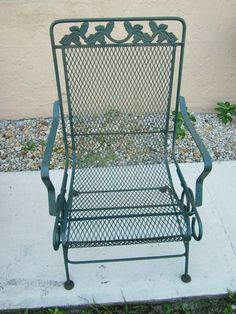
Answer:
[0, 161, 236, 310]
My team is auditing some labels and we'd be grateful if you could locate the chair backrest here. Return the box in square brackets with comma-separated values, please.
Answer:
[50, 17, 186, 168]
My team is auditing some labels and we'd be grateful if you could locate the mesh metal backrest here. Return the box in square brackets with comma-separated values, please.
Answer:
[63, 44, 175, 167]
[64, 45, 175, 126]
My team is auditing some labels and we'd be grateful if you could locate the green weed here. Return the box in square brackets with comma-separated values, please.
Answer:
[172, 109, 196, 140]
[81, 152, 117, 167]
[22, 141, 36, 152]
[215, 102, 236, 124]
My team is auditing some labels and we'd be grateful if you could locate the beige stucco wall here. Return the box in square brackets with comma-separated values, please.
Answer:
[0, 0, 236, 119]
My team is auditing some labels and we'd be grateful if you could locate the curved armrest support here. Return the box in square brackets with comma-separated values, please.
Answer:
[41, 101, 60, 216]
[179, 96, 212, 206]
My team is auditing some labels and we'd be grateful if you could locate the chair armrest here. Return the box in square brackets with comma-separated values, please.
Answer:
[41, 101, 60, 216]
[178, 96, 212, 206]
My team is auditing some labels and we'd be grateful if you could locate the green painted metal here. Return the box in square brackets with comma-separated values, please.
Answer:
[179, 96, 212, 207]
[59, 20, 177, 46]
[41, 101, 60, 216]
[67, 252, 186, 264]
[41, 17, 212, 289]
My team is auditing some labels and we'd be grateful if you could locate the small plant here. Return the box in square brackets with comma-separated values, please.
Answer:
[104, 107, 121, 124]
[104, 107, 121, 118]
[22, 140, 36, 153]
[81, 152, 117, 167]
[223, 304, 234, 314]
[162, 303, 173, 314]
[39, 139, 46, 147]
[172, 109, 196, 139]
[215, 101, 236, 124]
[227, 290, 235, 302]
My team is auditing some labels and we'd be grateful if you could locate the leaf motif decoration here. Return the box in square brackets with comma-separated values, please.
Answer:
[148, 21, 177, 43]
[85, 22, 114, 45]
[149, 21, 159, 33]
[86, 34, 96, 45]
[69, 26, 80, 32]
[168, 32, 178, 43]
[71, 35, 81, 46]
[95, 25, 105, 32]
[123, 22, 153, 44]
[80, 22, 89, 35]
[59, 20, 178, 46]
[60, 23, 89, 46]
[133, 24, 143, 31]
[86, 32, 106, 45]
[157, 33, 165, 43]
[105, 21, 114, 34]
[124, 21, 133, 33]
[159, 24, 168, 30]
[143, 32, 153, 42]
[133, 33, 141, 44]
[60, 34, 72, 45]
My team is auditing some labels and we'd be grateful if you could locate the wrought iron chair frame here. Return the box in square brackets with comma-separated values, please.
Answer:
[41, 17, 212, 290]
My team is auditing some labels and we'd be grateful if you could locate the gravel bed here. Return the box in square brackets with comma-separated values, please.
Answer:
[0, 113, 235, 172]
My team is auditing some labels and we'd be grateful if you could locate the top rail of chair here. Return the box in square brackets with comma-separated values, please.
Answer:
[50, 16, 186, 48]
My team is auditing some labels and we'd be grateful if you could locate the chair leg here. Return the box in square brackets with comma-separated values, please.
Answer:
[181, 241, 191, 283]
[63, 246, 74, 290]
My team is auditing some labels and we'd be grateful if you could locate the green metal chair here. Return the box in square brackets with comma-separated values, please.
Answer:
[41, 17, 212, 290]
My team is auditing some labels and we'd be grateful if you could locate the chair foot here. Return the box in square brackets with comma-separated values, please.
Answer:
[64, 280, 74, 290]
[181, 274, 191, 283]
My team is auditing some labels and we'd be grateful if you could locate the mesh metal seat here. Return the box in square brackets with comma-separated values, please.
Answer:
[41, 17, 212, 290]
[66, 165, 190, 248]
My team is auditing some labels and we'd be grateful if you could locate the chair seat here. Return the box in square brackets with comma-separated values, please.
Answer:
[64, 164, 191, 248]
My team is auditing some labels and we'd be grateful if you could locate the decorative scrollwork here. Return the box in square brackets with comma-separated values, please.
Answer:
[53, 221, 60, 250]
[123, 21, 153, 44]
[60, 22, 89, 46]
[59, 20, 178, 46]
[181, 187, 194, 212]
[191, 212, 203, 241]
[86, 21, 115, 45]
[52, 194, 66, 250]
[181, 188, 203, 241]
[149, 21, 177, 44]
